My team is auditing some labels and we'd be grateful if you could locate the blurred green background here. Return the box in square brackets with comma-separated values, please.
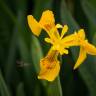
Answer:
[0, 0, 96, 96]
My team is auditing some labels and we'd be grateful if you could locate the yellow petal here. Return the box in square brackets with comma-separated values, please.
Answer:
[38, 59, 60, 82]
[54, 24, 63, 39]
[38, 49, 60, 81]
[84, 41, 96, 55]
[39, 10, 61, 40]
[74, 47, 87, 70]
[48, 27, 60, 42]
[61, 33, 79, 47]
[59, 48, 68, 55]
[44, 38, 53, 44]
[27, 15, 42, 36]
[62, 40, 79, 47]
[78, 29, 85, 39]
[60, 25, 68, 39]
[39, 10, 60, 41]
[56, 24, 63, 28]
[39, 10, 55, 32]
[62, 33, 77, 43]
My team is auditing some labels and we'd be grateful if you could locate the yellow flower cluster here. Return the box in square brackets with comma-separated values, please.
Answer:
[27, 10, 96, 82]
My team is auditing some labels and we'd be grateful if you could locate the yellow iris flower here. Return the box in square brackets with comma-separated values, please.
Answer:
[27, 10, 96, 82]
[73, 29, 96, 69]
[38, 25, 78, 81]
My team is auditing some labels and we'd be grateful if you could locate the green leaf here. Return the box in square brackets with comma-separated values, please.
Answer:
[16, 83, 25, 96]
[0, 0, 17, 24]
[31, 36, 43, 74]
[0, 70, 11, 96]
[17, 14, 35, 96]
[81, 0, 96, 38]
[47, 77, 62, 96]
[60, 0, 79, 33]
[34, 0, 53, 18]
[4, 27, 17, 83]
[81, 0, 96, 25]
[31, 35, 47, 87]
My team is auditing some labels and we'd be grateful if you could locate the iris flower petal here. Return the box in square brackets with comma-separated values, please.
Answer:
[39, 10, 55, 32]
[38, 59, 60, 81]
[74, 47, 87, 70]
[61, 33, 79, 47]
[27, 15, 42, 36]
[44, 38, 53, 44]
[84, 41, 96, 55]
[78, 29, 85, 39]
[56, 24, 63, 28]
[60, 25, 68, 39]
[38, 49, 60, 81]
[27, 10, 55, 36]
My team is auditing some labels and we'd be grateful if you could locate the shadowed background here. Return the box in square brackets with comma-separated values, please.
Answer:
[0, 0, 96, 96]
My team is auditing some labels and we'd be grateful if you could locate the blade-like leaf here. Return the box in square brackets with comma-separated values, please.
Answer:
[0, 70, 11, 96]
[47, 77, 62, 96]
[16, 83, 25, 96]
[81, 0, 96, 25]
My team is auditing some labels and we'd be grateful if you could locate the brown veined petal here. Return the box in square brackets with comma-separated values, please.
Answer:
[27, 15, 42, 36]
[39, 10, 55, 32]
[38, 49, 60, 81]
[74, 47, 87, 70]
[38, 59, 60, 82]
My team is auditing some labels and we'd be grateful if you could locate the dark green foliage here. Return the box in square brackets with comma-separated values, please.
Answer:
[0, 0, 96, 96]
